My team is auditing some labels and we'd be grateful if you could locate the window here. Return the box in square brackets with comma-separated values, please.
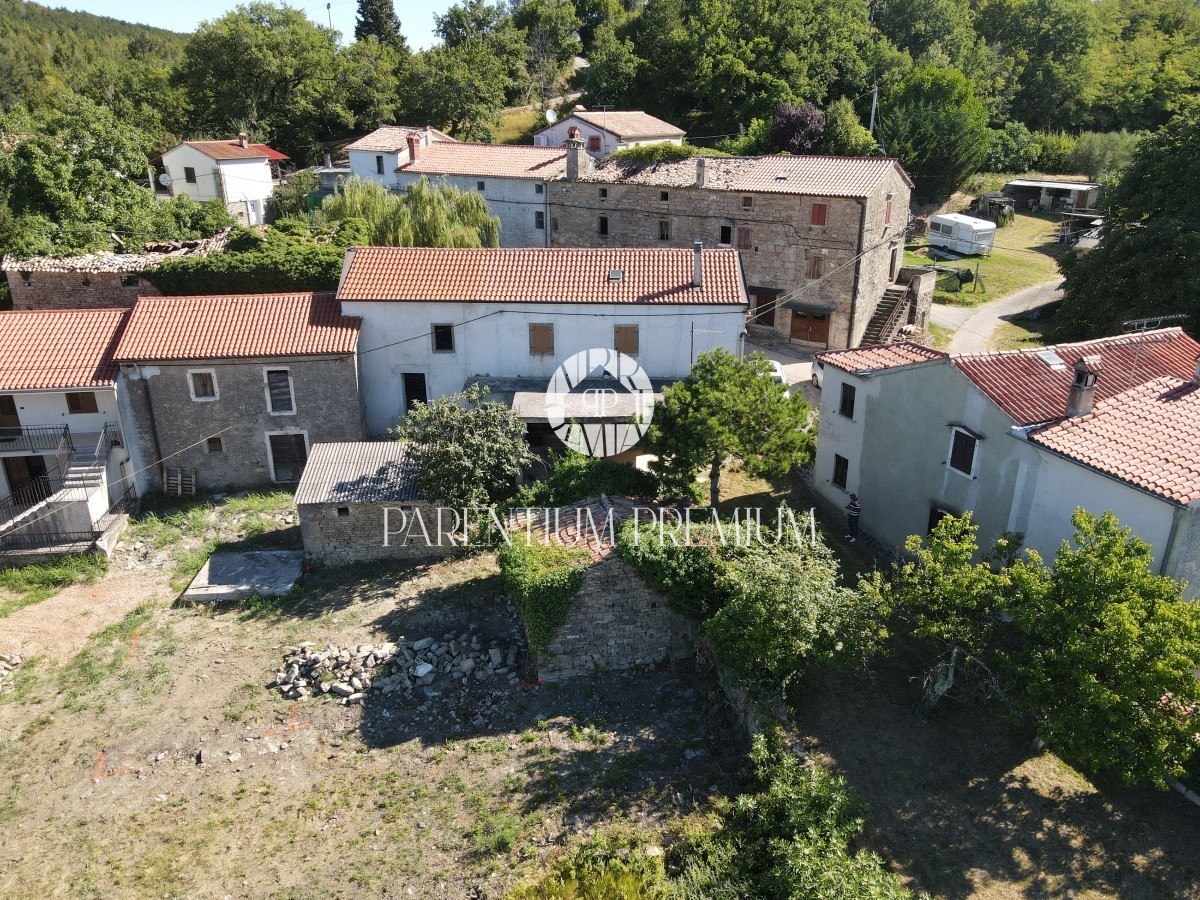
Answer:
[810, 203, 828, 227]
[375, 155, 384, 175]
[184, 166, 196, 184]
[535, 183, 544, 195]
[948, 428, 977, 476]
[598, 215, 609, 236]
[535, 211, 545, 230]
[806, 254, 824, 280]
[529, 323, 554, 356]
[65, 392, 98, 414]
[120, 274, 138, 287]
[928, 506, 952, 533]
[432, 323, 455, 352]
[885, 199, 894, 225]
[588, 136, 601, 152]
[838, 383, 856, 418]
[477, 181, 486, 192]
[18, 270, 31, 287]
[337, 507, 350, 517]
[659, 191, 669, 202]
[598, 187, 608, 199]
[265, 369, 295, 414]
[614, 324, 639, 356]
[832, 454, 849, 489]
[188, 370, 218, 401]
[742, 196, 754, 210]
[719, 225, 732, 245]
[658, 220, 670, 241]
[736, 227, 752, 250]
[267, 433, 309, 483]
[206, 437, 224, 453]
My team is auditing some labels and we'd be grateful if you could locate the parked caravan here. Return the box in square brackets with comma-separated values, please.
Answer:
[927, 213, 996, 257]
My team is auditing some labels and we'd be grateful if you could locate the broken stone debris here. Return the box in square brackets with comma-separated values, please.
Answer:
[0, 653, 22, 692]
[272, 636, 524, 705]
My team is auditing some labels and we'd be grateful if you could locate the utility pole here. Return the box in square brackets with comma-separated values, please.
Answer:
[327, 2, 332, 29]
[868, 84, 878, 135]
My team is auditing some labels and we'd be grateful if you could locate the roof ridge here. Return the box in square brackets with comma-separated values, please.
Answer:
[953, 327, 1188, 361]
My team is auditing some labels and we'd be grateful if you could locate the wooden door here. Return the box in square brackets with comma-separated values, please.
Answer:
[753, 294, 776, 327]
[790, 311, 830, 347]
[267, 434, 309, 483]
[0, 395, 18, 437]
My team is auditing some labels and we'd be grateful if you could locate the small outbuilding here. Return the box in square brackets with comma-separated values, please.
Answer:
[927, 213, 997, 257]
[296, 441, 456, 567]
[1003, 178, 1100, 213]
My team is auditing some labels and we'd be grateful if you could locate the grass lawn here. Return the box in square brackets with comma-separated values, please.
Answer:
[495, 107, 539, 145]
[991, 315, 1049, 351]
[925, 322, 953, 351]
[910, 211, 1065, 308]
[0, 553, 108, 617]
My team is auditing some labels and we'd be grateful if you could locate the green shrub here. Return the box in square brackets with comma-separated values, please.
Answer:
[984, 121, 1042, 172]
[512, 452, 674, 511]
[1035, 131, 1076, 173]
[506, 829, 670, 899]
[497, 537, 587, 652]
[1070, 130, 1142, 181]
[608, 142, 729, 167]
[615, 519, 725, 621]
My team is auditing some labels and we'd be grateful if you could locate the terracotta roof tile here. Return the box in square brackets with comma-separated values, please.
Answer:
[337, 247, 747, 305]
[818, 341, 947, 374]
[544, 111, 685, 139]
[346, 126, 457, 152]
[1028, 376, 1200, 505]
[584, 154, 912, 196]
[400, 142, 567, 179]
[114, 293, 360, 362]
[184, 140, 288, 161]
[952, 328, 1200, 426]
[0, 308, 129, 390]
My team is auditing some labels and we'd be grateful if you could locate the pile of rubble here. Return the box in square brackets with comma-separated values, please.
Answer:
[273, 632, 523, 704]
[0, 653, 22, 692]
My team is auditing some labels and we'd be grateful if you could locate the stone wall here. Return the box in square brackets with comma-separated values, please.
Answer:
[299, 500, 460, 566]
[121, 355, 364, 491]
[848, 165, 913, 347]
[6, 271, 162, 310]
[535, 556, 695, 682]
[899, 266, 937, 332]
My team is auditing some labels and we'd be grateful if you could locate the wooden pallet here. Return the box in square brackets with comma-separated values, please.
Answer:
[163, 467, 196, 497]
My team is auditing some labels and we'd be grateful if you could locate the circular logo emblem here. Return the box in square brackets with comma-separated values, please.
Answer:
[544, 348, 655, 457]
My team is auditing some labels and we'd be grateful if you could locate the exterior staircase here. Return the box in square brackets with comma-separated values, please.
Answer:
[860, 284, 911, 346]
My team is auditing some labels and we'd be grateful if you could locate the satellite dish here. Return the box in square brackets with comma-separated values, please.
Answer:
[545, 109, 558, 124]
[157, 172, 173, 187]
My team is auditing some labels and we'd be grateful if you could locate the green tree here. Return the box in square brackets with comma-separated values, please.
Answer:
[405, 40, 509, 140]
[355, 0, 409, 49]
[514, 0, 583, 105]
[314, 177, 500, 247]
[983, 120, 1042, 172]
[644, 350, 814, 507]
[1056, 107, 1196, 339]
[876, 64, 990, 199]
[393, 384, 534, 508]
[1069, 130, 1142, 181]
[1005, 510, 1200, 786]
[820, 97, 877, 156]
[580, 24, 642, 108]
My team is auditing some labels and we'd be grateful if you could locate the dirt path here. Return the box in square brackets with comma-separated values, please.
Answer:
[0, 570, 173, 660]
[932, 279, 1063, 355]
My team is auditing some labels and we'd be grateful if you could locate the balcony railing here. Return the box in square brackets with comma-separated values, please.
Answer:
[0, 424, 73, 455]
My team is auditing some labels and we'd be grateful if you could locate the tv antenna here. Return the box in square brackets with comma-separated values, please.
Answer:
[1120, 313, 1189, 387]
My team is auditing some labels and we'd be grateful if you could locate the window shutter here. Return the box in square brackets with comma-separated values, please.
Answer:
[266, 371, 293, 413]
[529, 324, 554, 355]
[811, 203, 827, 226]
[806, 255, 824, 279]
[736, 227, 752, 250]
[949, 431, 976, 473]
[615, 325, 639, 356]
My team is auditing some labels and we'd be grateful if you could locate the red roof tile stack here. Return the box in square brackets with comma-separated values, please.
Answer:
[0, 308, 129, 390]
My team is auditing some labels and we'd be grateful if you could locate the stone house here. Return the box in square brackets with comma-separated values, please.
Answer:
[812, 329, 1200, 596]
[1, 231, 229, 311]
[156, 135, 289, 225]
[296, 441, 457, 566]
[534, 110, 685, 158]
[549, 145, 923, 349]
[335, 245, 749, 436]
[0, 308, 136, 554]
[114, 292, 363, 493]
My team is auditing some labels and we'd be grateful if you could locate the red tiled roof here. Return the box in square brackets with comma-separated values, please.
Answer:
[0, 308, 129, 390]
[536, 110, 685, 140]
[400, 142, 567, 180]
[1028, 377, 1200, 505]
[337, 247, 747, 305]
[183, 140, 288, 161]
[818, 341, 948, 374]
[952, 328, 1200, 426]
[114, 293, 360, 362]
[346, 125, 457, 152]
[585, 154, 912, 196]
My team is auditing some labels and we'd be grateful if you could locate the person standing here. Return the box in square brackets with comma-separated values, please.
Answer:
[845, 493, 862, 542]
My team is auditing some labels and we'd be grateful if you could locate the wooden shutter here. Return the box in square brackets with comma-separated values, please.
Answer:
[614, 325, 639, 356]
[811, 203, 827, 226]
[191, 371, 216, 399]
[266, 370, 294, 413]
[949, 431, 976, 473]
[806, 254, 824, 279]
[736, 227, 752, 249]
[529, 324, 554, 356]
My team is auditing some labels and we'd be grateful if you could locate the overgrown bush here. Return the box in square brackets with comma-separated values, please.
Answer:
[1035, 131, 1076, 172]
[506, 829, 670, 899]
[511, 451, 677, 510]
[616, 519, 726, 621]
[497, 537, 587, 652]
[984, 121, 1041, 172]
[1070, 130, 1142, 181]
[608, 142, 729, 167]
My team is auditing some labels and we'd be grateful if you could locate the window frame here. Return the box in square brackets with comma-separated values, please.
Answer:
[265, 430, 309, 484]
[885, 199, 894, 225]
[206, 436, 224, 454]
[614, 324, 639, 357]
[263, 367, 296, 416]
[476, 180, 486, 192]
[598, 187, 609, 199]
[375, 155, 384, 175]
[806, 254, 824, 280]
[718, 225, 733, 246]
[65, 392, 98, 415]
[431, 323, 456, 353]
[659, 190, 669, 203]
[810, 203, 828, 227]
[947, 427, 978, 477]
[120, 274, 139, 288]
[535, 210, 546, 230]
[187, 368, 219, 402]
[183, 166, 197, 184]
[658, 220, 671, 241]
[838, 383, 856, 419]
[736, 227, 752, 250]
[587, 135, 601, 152]
[598, 215, 610, 236]
[741, 196, 754, 210]
[832, 453, 849, 489]
[535, 182, 544, 195]
[529, 323, 555, 356]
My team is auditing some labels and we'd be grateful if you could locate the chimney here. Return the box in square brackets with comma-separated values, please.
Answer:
[565, 126, 584, 182]
[696, 156, 707, 188]
[693, 241, 703, 289]
[406, 133, 421, 162]
[237, 132, 248, 148]
[1066, 355, 1101, 417]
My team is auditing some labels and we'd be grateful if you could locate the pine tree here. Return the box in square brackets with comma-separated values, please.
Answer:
[354, 0, 408, 51]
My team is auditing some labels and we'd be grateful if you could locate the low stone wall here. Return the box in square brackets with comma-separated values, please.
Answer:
[298, 500, 460, 567]
[6, 271, 161, 310]
[535, 556, 694, 682]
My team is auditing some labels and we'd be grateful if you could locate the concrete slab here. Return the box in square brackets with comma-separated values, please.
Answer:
[183, 550, 304, 603]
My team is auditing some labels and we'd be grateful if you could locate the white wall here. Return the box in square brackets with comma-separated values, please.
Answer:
[161, 145, 274, 222]
[394, 172, 551, 247]
[341, 300, 747, 435]
[349, 149, 404, 188]
[162, 144, 222, 202]
[0, 388, 119, 437]
[535, 117, 683, 157]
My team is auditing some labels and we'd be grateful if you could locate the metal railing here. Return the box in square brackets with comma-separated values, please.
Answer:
[878, 284, 913, 344]
[0, 528, 100, 552]
[0, 424, 72, 455]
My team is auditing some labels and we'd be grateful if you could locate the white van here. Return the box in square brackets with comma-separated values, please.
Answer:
[927, 213, 996, 256]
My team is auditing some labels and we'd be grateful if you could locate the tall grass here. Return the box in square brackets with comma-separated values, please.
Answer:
[0, 553, 108, 616]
